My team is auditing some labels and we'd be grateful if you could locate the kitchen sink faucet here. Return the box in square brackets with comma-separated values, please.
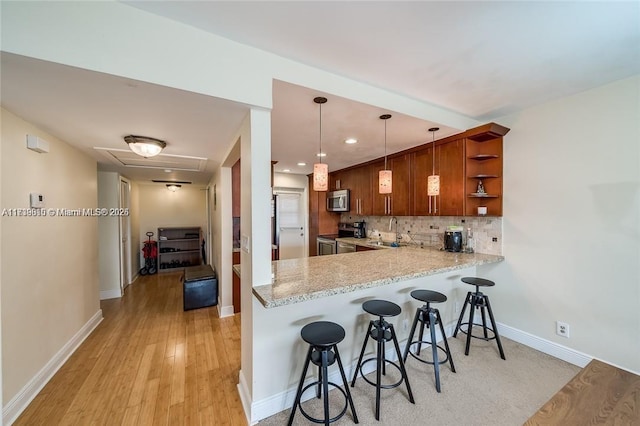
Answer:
[389, 216, 399, 244]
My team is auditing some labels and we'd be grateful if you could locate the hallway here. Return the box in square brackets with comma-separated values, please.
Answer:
[14, 273, 246, 425]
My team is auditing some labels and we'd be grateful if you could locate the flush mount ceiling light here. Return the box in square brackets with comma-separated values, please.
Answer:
[124, 135, 166, 158]
[166, 184, 181, 192]
[378, 114, 392, 194]
[313, 96, 329, 192]
[428, 127, 441, 198]
[345, 138, 358, 144]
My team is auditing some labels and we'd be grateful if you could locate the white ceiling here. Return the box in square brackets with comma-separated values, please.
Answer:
[2, 1, 639, 183]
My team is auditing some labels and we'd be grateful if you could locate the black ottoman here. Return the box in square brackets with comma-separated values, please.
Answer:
[183, 265, 217, 311]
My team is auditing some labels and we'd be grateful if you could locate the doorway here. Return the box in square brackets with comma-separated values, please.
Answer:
[119, 178, 132, 294]
[274, 190, 306, 260]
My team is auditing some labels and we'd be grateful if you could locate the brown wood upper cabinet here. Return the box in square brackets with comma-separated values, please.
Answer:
[335, 165, 373, 215]
[328, 122, 508, 217]
[372, 154, 412, 216]
[413, 139, 464, 216]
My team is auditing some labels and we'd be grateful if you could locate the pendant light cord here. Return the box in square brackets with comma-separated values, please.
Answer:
[319, 102, 323, 165]
[384, 118, 388, 169]
[432, 130, 435, 175]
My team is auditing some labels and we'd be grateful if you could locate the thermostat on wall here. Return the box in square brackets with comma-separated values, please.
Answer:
[26, 134, 50, 153]
[30, 193, 45, 208]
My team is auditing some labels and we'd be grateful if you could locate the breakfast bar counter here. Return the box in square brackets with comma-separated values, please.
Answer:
[253, 246, 504, 308]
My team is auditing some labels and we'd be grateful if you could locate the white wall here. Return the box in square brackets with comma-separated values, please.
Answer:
[0, 109, 101, 418]
[487, 75, 640, 373]
[136, 184, 207, 266]
[129, 181, 141, 277]
[209, 165, 235, 317]
[97, 171, 121, 299]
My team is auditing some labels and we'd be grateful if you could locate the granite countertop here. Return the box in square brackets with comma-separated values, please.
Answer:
[335, 237, 396, 249]
[253, 246, 504, 308]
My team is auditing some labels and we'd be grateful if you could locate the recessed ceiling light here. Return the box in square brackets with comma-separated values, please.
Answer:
[316, 152, 327, 157]
[283, 169, 291, 172]
[164, 169, 172, 173]
[297, 162, 306, 166]
[345, 138, 358, 144]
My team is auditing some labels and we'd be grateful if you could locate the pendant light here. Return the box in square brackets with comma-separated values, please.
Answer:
[313, 97, 328, 191]
[378, 114, 392, 194]
[427, 127, 440, 196]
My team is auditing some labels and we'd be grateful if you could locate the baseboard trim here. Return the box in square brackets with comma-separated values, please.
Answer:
[496, 322, 592, 368]
[2, 309, 103, 425]
[218, 304, 234, 318]
[249, 340, 408, 422]
[237, 369, 253, 425]
[100, 288, 122, 300]
[246, 320, 595, 423]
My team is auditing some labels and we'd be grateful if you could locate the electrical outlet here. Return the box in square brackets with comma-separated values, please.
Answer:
[492, 237, 498, 242]
[556, 321, 570, 338]
[402, 319, 409, 332]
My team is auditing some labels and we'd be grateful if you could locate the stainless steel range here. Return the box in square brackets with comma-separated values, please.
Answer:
[316, 223, 356, 256]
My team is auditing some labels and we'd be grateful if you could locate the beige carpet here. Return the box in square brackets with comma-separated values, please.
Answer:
[258, 336, 581, 425]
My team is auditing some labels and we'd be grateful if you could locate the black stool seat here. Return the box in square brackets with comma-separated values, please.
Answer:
[403, 289, 455, 393]
[410, 289, 447, 304]
[461, 277, 495, 287]
[454, 276, 506, 360]
[289, 321, 358, 425]
[362, 299, 401, 317]
[352, 299, 414, 421]
[301, 321, 345, 347]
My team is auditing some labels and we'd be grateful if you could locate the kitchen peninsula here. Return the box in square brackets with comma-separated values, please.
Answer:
[253, 245, 503, 308]
[247, 245, 504, 422]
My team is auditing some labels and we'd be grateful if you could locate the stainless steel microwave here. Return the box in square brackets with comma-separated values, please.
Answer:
[326, 189, 350, 212]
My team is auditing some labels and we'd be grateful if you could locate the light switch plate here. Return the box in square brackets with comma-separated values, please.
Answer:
[241, 234, 250, 253]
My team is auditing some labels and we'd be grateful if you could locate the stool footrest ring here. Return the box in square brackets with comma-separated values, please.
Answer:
[407, 341, 451, 365]
[357, 358, 405, 390]
[298, 381, 349, 424]
[457, 322, 499, 341]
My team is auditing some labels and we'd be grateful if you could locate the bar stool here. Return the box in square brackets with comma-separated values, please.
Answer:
[351, 300, 414, 421]
[453, 277, 506, 360]
[402, 289, 456, 392]
[288, 321, 358, 425]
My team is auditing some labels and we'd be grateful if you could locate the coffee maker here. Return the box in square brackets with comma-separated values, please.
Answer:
[353, 221, 366, 238]
[444, 226, 463, 252]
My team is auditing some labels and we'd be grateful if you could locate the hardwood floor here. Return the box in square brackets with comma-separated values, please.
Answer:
[14, 272, 247, 426]
[526, 359, 640, 425]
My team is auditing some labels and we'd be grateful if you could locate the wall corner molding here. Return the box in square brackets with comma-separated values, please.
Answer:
[100, 288, 122, 300]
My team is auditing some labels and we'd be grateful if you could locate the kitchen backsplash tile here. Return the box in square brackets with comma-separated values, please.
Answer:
[341, 214, 503, 255]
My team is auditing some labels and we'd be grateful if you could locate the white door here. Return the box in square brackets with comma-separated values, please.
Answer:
[276, 191, 306, 260]
[119, 178, 131, 293]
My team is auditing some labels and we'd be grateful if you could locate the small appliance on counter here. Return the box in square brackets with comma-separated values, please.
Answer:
[444, 226, 463, 252]
[353, 221, 366, 238]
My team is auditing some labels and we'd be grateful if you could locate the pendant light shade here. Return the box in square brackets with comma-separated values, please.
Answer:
[124, 135, 166, 158]
[379, 169, 392, 194]
[427, 127, 440, 196]
[313, 97, 329, 192]
[313, 163, 328, 191]
[427, 175, 440, 196]
[378, 114, 392, 194]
